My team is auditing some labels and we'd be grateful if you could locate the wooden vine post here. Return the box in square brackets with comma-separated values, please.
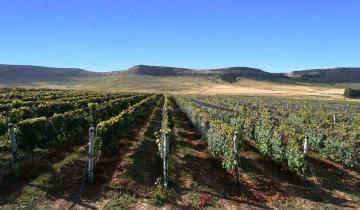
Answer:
[233, 131, 240, 183]
[302, 136, 308, 176]
[161, 97, 169, 188]
[163, 132, 169, 187]
[8, 123, 19, 178]
[87, 127, 95, 183]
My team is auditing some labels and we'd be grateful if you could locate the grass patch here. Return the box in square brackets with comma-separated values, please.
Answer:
[3, 145, 87, 209]
[151, 183, 176, 207]
[52, 150, 83, 172]
[241, 158, 264, 179]
[104, 193, 136, 210]
[181, 145, 192, 157]
[0, 151, 11, 168]
[313, 203, 338, 210]
[332, 189, 360, 203]
[271, 197, 305, 210]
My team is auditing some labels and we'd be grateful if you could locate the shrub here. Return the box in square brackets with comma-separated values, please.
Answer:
[344, 88, 360, 98]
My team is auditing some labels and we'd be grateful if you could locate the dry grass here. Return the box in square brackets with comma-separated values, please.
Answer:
[2, 74, 352, 99]
[195, 79, 345, 98]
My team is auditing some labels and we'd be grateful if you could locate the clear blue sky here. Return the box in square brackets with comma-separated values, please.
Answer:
[0, 0, 359, 72]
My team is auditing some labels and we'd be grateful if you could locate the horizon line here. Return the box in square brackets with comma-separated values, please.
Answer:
[0, 63, 359, 73]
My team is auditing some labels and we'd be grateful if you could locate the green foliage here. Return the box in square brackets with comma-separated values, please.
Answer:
[95, 94, 160, 157]
[15, 110, 90, 154]
[255, 108, 276, 157]
[16, 117, 52, 153]
[207, 120, 238, 171]
[175, 97, 243, 173]
[3, 89, 148, 157]
[0, 91, 139, 136]
[0, 115, 6, 136]
[104, 194, 136, 210]
[90, 95, 147, 126]
[182, 95, 360, 171]
[151, 182, 176, 207]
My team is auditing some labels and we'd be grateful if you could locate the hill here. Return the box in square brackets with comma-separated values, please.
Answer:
[124, 65, 285, 83]
[288, 67, 360, 83]
[124, 65, 360, 83]
[126, 65, 191, 76]
[0, 64, 97, 83]
[0, 64, 359, 98]
[1, 64, 360, 84]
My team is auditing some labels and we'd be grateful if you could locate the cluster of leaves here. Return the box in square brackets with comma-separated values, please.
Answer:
[161, 96, 174, 133]
[0, 115, 6, 137]
[95, 94, 160, 157]
[189, 95, 360, 170]
[151, 178, 176, 207]
[15, 110, 89, 154]
[175, 97, 242, 172]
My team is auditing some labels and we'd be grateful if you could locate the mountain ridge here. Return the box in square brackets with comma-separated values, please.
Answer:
[0, 64, 360, 84]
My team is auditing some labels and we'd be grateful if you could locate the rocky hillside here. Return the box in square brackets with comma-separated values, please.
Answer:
[126, 65, 191, 76]
[125, 65, 285, 83]
[196, 67, 285, 82]
[125, 65, 360, 83]
[289, 68, 360, 83]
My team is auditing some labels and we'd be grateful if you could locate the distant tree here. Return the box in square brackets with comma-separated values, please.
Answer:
[344, 88, 360, 98]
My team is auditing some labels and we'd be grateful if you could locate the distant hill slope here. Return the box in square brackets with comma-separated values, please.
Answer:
[289, 68, 360, 83]
[125, 65, 360, 83]
[0, 64, 360, 85]
[0, 64, 97, 83]
[126, 65, 191, 76]
[124, 65, 286, 82]
[194, 67, 286, 83]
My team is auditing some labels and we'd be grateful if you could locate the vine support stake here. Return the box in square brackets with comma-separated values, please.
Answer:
[9, 123, 19, 178]
[302, 136, 308, 177]
[87, 127, 95, 183]
[233, 131, 240, 184]
[163, 132, 169, 188]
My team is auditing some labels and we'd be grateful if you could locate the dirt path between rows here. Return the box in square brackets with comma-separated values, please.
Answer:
[158, 101, 270, 209]
[55, 103, 163, 209]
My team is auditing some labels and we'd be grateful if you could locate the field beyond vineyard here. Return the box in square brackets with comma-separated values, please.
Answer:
[0, 88, 359, 209]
